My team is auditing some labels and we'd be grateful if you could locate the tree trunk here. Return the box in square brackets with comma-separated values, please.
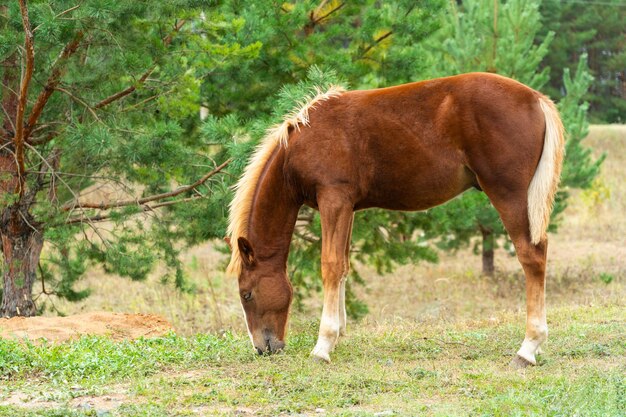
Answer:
[0, 10, 44, 317]
[0, 206, 43, 317]
[481, 227, 495, 277]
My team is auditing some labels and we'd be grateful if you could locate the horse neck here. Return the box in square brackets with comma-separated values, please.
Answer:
[247, 147, 300, 269]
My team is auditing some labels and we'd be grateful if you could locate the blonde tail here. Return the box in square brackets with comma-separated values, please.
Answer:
[528, 97, 565, 245]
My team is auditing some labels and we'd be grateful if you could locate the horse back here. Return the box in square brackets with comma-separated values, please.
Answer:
[284, 73, 546, 212]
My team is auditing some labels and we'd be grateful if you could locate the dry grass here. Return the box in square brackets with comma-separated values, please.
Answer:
[45, 125, 625, 336]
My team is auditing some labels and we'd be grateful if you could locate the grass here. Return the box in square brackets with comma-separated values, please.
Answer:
[0, 125, 624, 415]
[1, 303, 625, 416]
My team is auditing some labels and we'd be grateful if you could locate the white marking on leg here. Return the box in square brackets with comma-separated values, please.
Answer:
[516, 317, 547, 365]
[311, 314, 340, 362]
[311, 294, 341, 362]
[338, 278, 347, 336]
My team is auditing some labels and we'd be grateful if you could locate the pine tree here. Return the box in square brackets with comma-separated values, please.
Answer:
[415, 0, 603, 276]
[538, 0, 626, 122]
[0, 1, 259, 316]
[0, 0, 447, 317]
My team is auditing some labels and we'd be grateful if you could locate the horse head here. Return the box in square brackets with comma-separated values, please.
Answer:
[234, 237, 293, 354]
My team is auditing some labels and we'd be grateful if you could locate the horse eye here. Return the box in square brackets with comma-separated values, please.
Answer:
[242, 291, 252, 302]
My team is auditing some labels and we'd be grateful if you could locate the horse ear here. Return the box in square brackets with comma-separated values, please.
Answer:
[224, 236, 232, 250]
[237, 237, 256, 267]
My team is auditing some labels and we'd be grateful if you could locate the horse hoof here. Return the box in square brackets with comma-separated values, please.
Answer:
[311, 349, 331, 363]
[509, 354, 534, 369]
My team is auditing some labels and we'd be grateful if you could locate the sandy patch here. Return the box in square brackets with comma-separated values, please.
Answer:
[69, 393, 127, 412]
[0, 392, 58, 409]
[0, 311, 173, 343]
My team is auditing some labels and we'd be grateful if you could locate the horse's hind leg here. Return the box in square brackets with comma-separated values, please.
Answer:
[311, 192, 353, 362]
[481, 189, 548, 368]
[510, 234, 548, 368]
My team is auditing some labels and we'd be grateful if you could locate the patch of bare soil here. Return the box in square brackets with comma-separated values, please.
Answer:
[0, 392, 58, 410]
[0, 311, 173, 343]
[70, 393, 128, 413]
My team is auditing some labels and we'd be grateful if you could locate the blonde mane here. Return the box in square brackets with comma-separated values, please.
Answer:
[226, 85, 346, 275]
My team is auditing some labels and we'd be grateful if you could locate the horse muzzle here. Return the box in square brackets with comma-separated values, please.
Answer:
[254, 329, 285, 355]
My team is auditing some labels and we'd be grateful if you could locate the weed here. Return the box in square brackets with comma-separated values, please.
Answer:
[599, 272, 615, 284]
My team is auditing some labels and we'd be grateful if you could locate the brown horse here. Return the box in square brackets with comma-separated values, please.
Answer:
[226, 72, 564, 368]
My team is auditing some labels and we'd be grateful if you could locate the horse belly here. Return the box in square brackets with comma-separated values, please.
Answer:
[357, 159, 473, 212]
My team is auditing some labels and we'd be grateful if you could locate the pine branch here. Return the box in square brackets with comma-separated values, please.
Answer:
[93, 19, 186, 110]
[32, 4, 82, 33]
[93, 66, 155, 110]
[359, 30, 393, 58]
[64, 196, 201, 225]
[304, 1, 345, 34]
[14, 0, 35, 196]
[24, 31, 84, 142]
[28, 129, 62, 146]
[25, 142, 83, 209]
[54, 86, 100, 121]
[313, 2, 345, 24]
[62, 158, 231, 211]
[162, 19, 186, 47]
[55, 4, 81, 19]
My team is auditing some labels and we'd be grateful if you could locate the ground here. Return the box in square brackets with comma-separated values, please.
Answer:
[0, 312, 172, 343]
[0, 125, 624, 416]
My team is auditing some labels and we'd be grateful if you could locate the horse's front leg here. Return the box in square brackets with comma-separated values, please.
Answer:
[338, 213, 354, 337]
[338, 278, 347, 336]
[311, 197, 353, 363]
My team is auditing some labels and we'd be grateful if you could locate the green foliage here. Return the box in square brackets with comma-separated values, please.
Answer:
[411, 0, 603, 267]
[549, 54, 605, 226]
[1, 1, 258, 308]
[558, 55, 606, 189]
[203, 0, 445, 119]
[538, 0, 626, 123]
[422, 0, 553, 88]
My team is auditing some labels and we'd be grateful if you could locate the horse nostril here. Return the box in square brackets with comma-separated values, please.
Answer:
[256, 347, 264, 355]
